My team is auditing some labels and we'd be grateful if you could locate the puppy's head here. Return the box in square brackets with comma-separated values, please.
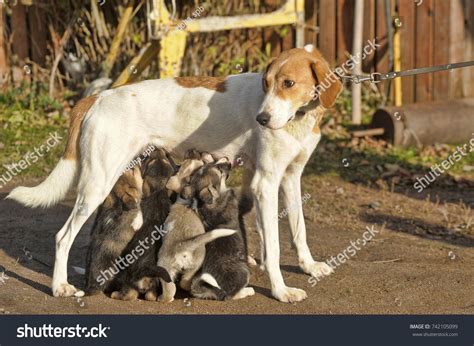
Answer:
[187, 158, 232, 205]
[257, 45, 343, 129]
[165, 158, 204, 194]
[113, 165, 143, 210]
[141, 149, 177, 196]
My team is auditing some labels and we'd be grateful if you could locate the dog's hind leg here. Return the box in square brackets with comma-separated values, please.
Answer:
[52, 144, 142, 297]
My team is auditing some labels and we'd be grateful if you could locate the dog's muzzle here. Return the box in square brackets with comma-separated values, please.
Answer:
[256, 112, 271, 126]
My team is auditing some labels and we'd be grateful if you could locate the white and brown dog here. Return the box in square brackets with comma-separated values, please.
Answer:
[7, 45, 342, 302]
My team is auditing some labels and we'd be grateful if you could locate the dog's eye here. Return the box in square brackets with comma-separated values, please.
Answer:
[283, 80, 295, 88]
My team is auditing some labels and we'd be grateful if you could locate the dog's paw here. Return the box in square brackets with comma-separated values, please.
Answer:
[53, 283, 84, 298]
[300, 260, 334, 278]
[273, 286, 307, 303]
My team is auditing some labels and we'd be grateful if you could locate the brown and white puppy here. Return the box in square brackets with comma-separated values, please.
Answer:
[109, 149, 176, 301]
[85, 165, 143, 295]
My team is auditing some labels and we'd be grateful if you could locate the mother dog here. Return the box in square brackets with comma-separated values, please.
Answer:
[8, 45, 342, 303]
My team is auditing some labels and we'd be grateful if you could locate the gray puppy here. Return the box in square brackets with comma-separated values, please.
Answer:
[157, 159, 235, 303]
[190, 161, 254, 300]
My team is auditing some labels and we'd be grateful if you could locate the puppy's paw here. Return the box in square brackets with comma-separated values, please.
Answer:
[110, 289, 138, 301]
[157, 295, 174, 303]
[300, 260, 334, 278]
[247, 255, 257, 266]
[53, 283, 84, 298]
[273, 286, 307, 303]
[131, 211, 143, 231]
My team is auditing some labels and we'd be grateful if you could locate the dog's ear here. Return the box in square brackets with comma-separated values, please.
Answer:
[199, 184, 219, 205]
[184, 149, 201, 160]
[310, 57, 343, 108]
[156, 266, 172, 283]
[165, 176, 181, 193]
[262, 57, 276, 92]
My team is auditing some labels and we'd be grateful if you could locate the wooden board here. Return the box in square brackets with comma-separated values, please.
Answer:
[28, 4, 48, 66]
[304, 0, 318, 45]
[337, 0, 354, 64]
[398, 0, 415, 104]
[0, 4, 8, 83]
[414, 0, 433, 102]
[433, 0, 450, 101]
[11, 3, 29, 62]
[375, 0, 389, 94]
[448, 0, 464, 99]
[362, 0, 375, 73]
[318, 0, 336, 64]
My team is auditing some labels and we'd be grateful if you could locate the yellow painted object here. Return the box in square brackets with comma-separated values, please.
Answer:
[115, 0, 305, 84]
[393, 20, 402, 106]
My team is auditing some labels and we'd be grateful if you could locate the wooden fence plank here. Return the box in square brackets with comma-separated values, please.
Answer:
[464, 0, 474, 97]
[415, 0, 433, 102]
[0, 4, 7, 84]
[448, 0, 464, 99]
[304, 0, 317, 45]
[28, 4, 48, 66]
[433, 0, 450, 101]
[337, 0, 354, 64]
[11, 3, 29, 62]
[362, 0, 375, 73]
[375, 0, 388, 94]
[398, 0, 415, 104]
[319, 0, 337, 63]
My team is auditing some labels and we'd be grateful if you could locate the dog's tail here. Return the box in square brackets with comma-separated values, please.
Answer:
[184, 229, 236, 251]
[6, 96, 97, 208]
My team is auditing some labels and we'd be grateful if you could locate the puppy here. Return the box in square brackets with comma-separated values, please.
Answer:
[109, 148, 176, 301]
[85, 165, 143, 295]
[157, 159, 235, 303]
[190, 160, 254, 300]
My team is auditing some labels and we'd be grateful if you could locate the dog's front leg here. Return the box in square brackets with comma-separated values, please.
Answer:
[252, 170, 307, 303]
[281, 167, 333, 279]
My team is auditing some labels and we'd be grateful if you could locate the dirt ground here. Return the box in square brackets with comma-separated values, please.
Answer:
[0, 174, 473, 315]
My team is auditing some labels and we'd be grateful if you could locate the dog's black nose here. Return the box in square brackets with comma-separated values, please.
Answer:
[256, 112, 270, 126]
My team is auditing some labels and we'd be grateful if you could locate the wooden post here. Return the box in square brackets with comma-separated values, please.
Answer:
[0, 3, 8, 85]
[352, 0, 364, 125]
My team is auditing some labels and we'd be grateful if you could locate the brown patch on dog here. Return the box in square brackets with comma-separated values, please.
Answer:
[63, 95, 98, 160]
[113, 166, 143, 210]
[175, 76, 227, 92]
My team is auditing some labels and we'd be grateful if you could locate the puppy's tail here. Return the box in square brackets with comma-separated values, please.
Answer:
[185, 229, 236, 251]
[6, 96, 97, 208]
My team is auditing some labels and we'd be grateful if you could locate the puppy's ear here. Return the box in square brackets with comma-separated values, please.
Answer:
[156, 266, 172, 283]
[184, 149, 201, 160]
[310, 58, 343, 108]
[199, 184, 219, 205]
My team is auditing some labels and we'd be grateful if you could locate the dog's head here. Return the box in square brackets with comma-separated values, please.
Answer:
[183, 158, 232, 205]
[257, 45, 343, 130]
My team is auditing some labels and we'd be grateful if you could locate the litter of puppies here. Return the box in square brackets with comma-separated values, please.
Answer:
[85, 148, 253, 302]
